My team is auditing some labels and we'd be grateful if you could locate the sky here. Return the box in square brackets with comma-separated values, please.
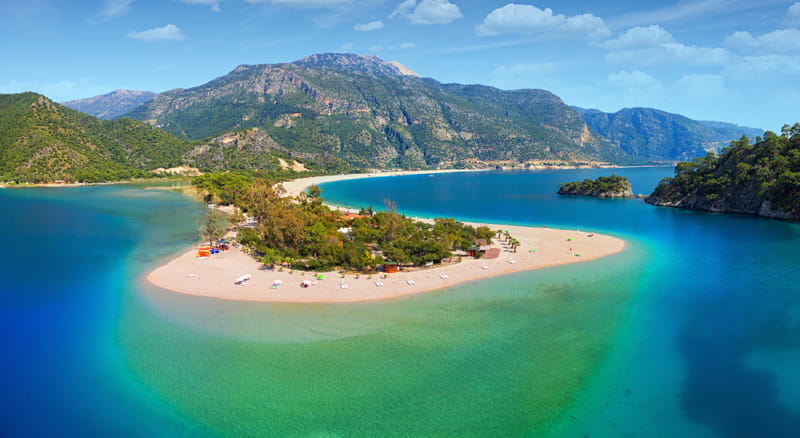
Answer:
[1, 0, 798, 131]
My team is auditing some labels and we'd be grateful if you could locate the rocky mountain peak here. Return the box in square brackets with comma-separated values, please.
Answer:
[292, 53, 409, 76]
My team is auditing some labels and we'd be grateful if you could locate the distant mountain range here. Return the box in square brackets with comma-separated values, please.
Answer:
[573, 107, 763, 162]
[3, 53, 770, 182]
[123, 53, 624, 169]
[62, 89, 156, 120]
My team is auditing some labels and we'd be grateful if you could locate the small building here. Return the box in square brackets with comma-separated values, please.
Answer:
[467, 246, 480, 257]
[383, 261, 399, 274]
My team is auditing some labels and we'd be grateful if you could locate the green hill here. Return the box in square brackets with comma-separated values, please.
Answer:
[125, 53, 628, 169]
[646, 124, 800, 220]
[0, 92, 196, 182]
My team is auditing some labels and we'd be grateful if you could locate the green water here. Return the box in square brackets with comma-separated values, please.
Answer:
[128, 240, 645, 437]
[9, 168, 795, 436]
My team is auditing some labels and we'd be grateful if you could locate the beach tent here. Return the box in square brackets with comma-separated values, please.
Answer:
[197, 246, 212, 258]
[271, 279, 283, 289]
[316, 274, 325, 280]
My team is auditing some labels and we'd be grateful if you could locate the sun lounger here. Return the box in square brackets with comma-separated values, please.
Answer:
[440, 274, 448, 279]
[374, 281, 384, 287]
[406, 279, 416, 285]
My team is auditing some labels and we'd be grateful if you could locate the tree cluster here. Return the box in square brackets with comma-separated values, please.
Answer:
[558, 174, 631, 196]
[197, 176, 495, 272]
[648, 123, 800, 218]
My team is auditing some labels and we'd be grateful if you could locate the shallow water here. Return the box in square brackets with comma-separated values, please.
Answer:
[2, 169, 799, 437]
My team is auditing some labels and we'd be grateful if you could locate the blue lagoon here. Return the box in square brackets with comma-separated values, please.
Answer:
[1, 168, 799, 437]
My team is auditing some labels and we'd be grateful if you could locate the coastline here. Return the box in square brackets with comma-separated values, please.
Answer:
[146, 170, 626, 303]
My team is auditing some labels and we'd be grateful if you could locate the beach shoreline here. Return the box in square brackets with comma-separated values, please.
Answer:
[146, 171, 626, 303]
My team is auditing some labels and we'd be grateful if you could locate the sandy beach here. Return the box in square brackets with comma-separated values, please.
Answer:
[146, 171, 625, 303]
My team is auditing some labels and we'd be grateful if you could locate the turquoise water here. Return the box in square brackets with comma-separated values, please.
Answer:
[1, 169, 799, 437]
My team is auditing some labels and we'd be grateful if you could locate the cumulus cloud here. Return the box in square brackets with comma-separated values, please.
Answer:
[92, 0, 134, 23]
[389, 0, 463, 25]
[476, 4, 609, 39]
[178, 0, 222, 12]
[605, 43, 733, 67]
[726, 54, 800, 77]
[127, 24, 186, 42]
[724, 29, 800, 54]
[598, 25, 733, 67]
[788, 2, 800, 21]
[245, 0, 354, 7]
[354, 20, 384, 31]
[607, 70, 662, 89]
[595, 25, 674, 50]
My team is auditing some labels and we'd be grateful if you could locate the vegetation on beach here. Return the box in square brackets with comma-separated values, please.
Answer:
[647, 123, 800, 220]
[193, 174, 496, 271]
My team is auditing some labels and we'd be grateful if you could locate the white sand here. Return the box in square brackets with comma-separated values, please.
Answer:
[146, 171, 626, 303]
[146, 224, 624, 303]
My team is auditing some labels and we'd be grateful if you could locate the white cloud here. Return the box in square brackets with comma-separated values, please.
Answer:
[354, 20, 384, 31]
[389, 0, 463, 25]
[605, 43, 733, 67]
[608, 70, 662, 89]
[476, 4, 610, 39]
[599, 26, 733, 67]
[724, 29, 800, 54]
[787, 2, 800, 21]
[726, 54, 800, 77]
[595, 25, 674, 50]
[127, 24, 186, 42]
[178, 0, 222, 12]
[245, 0, 354, 7]
[92, 0, 134, 23]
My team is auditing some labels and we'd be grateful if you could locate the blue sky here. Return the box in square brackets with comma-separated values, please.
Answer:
[1, 0, 798, 131]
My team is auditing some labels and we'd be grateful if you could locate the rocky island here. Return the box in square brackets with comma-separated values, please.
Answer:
[646, 124, 800, 221]
[558, 174, 635, 198]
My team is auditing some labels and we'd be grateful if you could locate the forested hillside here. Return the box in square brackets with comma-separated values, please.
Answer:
[126, 53, 627, 169]
[646, 124, 800, 220]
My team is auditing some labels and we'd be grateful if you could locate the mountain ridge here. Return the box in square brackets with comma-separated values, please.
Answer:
[573, 106, 763, 162]
[62, 89, 156, 120]
[123, 53, 626, 169]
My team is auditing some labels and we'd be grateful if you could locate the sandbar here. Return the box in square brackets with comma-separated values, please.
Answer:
[146, 171, 625, 303]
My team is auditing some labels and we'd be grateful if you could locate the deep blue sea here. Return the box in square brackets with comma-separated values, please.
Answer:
[1, 168, 799, 437]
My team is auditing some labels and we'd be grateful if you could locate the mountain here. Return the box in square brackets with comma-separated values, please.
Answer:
[0, 92, 191, 182]
[125, 53, 627, 169]
[572, 106, 764, 162]
[62, 89, 156, 120]
[646, 125, 800, 221]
